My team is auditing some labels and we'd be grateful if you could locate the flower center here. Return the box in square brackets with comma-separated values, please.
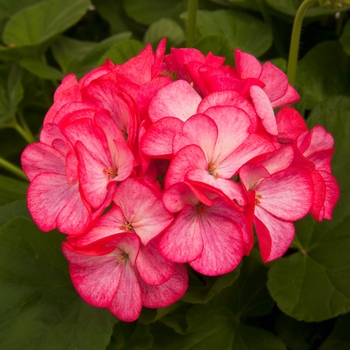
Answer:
[116, 252, 129, 264]
[119, 221, 134, 232]
[196, 202, 207, 216]
[103, 167, 118, 180]
[208, 163, 219, 179]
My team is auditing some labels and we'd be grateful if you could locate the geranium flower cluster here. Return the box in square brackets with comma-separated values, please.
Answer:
[21, 39, 339, 321]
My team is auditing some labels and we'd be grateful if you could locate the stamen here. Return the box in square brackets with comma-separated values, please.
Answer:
[119, 222, 134, 232]
[208, 163, 219, 178]
[116, 252, 129, 264]
[255, 193, 262, 205]
[103, 168, 118, 180]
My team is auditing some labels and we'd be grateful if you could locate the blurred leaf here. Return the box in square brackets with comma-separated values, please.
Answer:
[186, 10, 273, 57]
[205, 256, 274, 318]
[267, 99, 350, 322]
[339, 20, 350, 56]
[319, 312, 350, 350]
[295, 41, 350, 110]
[0, 175, 27, 206]
[52, 32, 131, 77]
[2, 0, 91, 47]
[107, 322, 152, 350]
[20, 58, 64, 80]
[181, 264, 240, 304]
[0, 200, 30, 227]
[151, 308, 286, 350]
[0, 217, 116, 349]
[0, 64, 23, 126]
[265, 0, 335, 17]
[144, 18, 185, 48]
[0, 0, 48, 18]
[124, 0, 187, 25]
[274, 313, 316, 350]
[93, 0, 131, 34]
[98, 39, 145, 65]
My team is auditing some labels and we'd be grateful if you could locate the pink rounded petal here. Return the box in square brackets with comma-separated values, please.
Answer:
[163, 182, 202, 213]
[276, 107, 307, 143]
[261, 144, 295, 174]
[148, 80, 201, 123]
[63, 245, 123, 307]
[136, 238, 174, 286]
[250, 85, 278, 136]
[271, 84, 300, 108]
[141, 117, 184, 157]
[21, 143, 66, 181]
[113, 178, 174, 245]
[256, 167, 313, 221]
[76, 141, 111, 209]
[139, 263, 188, 308]
[235, 49, 262, 79]
[189, 199, 244, 275]
[165, 144, 207, 189]
[219, 133, 275, 177]
[108, 262, 142, 322]
[198, 90, 258, 132]
[254, 207, 295, 262]
[173, 113, 218, 159]
[27, 173, 90, 234]
[159, 204, 203, 263]
[112, 139, 134, 181]
[259, 62, 288, 102]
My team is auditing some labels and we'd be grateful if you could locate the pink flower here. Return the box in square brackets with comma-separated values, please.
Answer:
[239, 146, 314, 262]
[63, 232, 188, 322]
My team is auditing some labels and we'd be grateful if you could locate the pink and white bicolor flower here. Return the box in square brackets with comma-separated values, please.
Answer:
[63, 232, 188, 322]
[239, 146, 314, 262]
[159, 182, 252, 276]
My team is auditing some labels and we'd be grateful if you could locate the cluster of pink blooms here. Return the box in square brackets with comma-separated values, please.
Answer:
[21, 39, 339, 321]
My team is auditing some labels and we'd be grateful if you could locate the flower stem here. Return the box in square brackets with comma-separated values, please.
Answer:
[186, 0, 199, 48]
[0, 156, 28, 181]
[13, 122, 36, 144]
[287, 0, 318, 86]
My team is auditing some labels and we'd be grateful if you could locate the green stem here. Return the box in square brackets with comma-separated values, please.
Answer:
[186, 0, 199, 48]
[287, 0, 318, 86]
[13, 122, 36, 144]
[0, 156, 28, 181]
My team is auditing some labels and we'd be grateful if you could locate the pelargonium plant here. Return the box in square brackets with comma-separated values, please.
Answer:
[2, 0, 350, 348]
[21, 37, 339, 321]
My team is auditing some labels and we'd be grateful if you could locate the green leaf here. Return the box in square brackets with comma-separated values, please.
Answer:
[124, 0, 187, 25]
[51, 32, 131, 77]
[93, 0, 131, 34]
[274, 313, 317, 350]
[181, 264, 241, 304]
[295, 41, 350, 110]
[267, 100, 350, 321]
[0, 0, 48, 18]
[205, 255, 274, 318]
[151, 308, 286, 350]
[339, 20, 350, 56]
[107, 322, 153, 350]
[265, 0, 336, 17]
[2, 0, 91, 47]
[187, 10, 273, 57]
[144, 18, 185, 48]
[0, 200, 30, 228]
[0, 217, 116, 349]
[20, 58, 63, 80]
[0, 175, 27, 206]
[319, 312, 350, 350]
[0, 64, 23, 126]
[98, 39, 145, 66]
